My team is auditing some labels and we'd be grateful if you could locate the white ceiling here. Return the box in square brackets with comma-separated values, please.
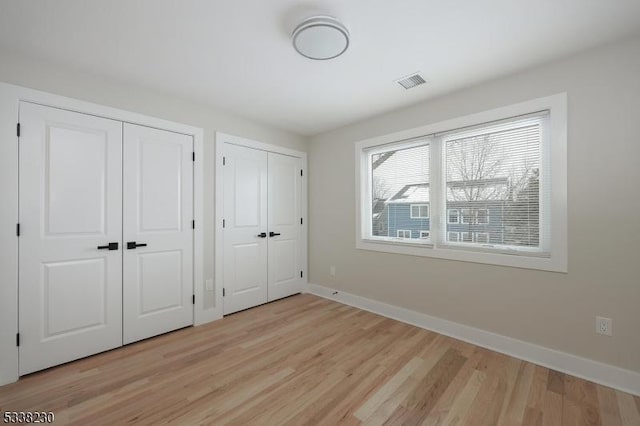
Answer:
[1, 1, 639, 136]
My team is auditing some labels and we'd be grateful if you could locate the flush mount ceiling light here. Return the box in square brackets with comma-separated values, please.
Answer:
[292, 16, 350, 60]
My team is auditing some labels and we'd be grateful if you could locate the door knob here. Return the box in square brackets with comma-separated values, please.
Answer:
[269, 232, 281, 237]
[97, 242, 119, 250]
[256, 232, 267, 238]
[127, 241, 148, 249]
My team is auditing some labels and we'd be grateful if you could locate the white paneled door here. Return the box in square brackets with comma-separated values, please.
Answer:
[123, 124, 194, 344]
[222, 144, 268, 314]
[222, 144, 303, 315]
[18, 103, 195, 374]
[18, 102, 123, 375]
[267, 152, 303, 301]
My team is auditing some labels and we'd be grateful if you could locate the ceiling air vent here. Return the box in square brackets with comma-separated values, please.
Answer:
[395, 73, 427, 90]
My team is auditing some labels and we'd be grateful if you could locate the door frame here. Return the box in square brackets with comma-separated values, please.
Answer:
[215, 132, 308, 315]
[0, 82, 207, 386]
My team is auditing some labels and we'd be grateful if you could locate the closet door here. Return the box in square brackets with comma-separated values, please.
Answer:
[222, 144, 268, 314]
[267, 152, 303, 301]
[122, 124, 194, 344]
[18, 102, 123, 375]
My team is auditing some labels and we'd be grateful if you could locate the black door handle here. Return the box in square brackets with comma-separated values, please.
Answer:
[269, 232, 281, 237]
[256, 232, 267, 238]
[127, 241, 148, 249]
[97, 242, 119, 250]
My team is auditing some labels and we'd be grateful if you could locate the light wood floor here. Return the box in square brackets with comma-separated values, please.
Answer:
[1, 294, 638, 425]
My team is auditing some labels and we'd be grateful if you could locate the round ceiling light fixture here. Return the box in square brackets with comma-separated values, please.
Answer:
[292, 16, 350, 60]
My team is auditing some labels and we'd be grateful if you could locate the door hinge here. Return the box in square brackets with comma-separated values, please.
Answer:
[192, 152, 195, 162]
[16, 123, 20, 137]
[223, 156, 226, 166]
[192, 294, 195, 305]
[300, 270, 303, 278]
[16, 333, 20, 347]
[223, 288, 226, 297]
[223, 219, 226, 228]
[192, 220, 195, 229]
[16, 223, 20, 237]
[300, 217, 303, 225]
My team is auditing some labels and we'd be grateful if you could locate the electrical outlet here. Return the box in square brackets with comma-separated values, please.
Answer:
[596, 316, 612, 336]
[329, 266, 336, 276]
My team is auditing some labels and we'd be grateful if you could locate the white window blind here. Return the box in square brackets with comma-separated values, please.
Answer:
[443, 114, 548, 252]
[369, 142, 430, 242]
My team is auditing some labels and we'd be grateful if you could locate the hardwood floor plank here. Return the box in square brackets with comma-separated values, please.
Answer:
[616, 390, 640, 426]
[0, 293, 637, 426]
[382, 348, 467, 425]
[360, 338, 452, 425]
[563, 375, 602, 426]
[311, 329, 433, 425]
[521, 365, 550, 426]
[527, 365, 551, 410]
[354, 356, 425, 421]
[597, 386, 623, 426]
[547, 369, 565, 395]
[500, 361, 536, 424]
[422, 347, 485, 426]
[542, 389, 563, 426]
[563, 398, 585, 426]
[436, 369, 486, 426]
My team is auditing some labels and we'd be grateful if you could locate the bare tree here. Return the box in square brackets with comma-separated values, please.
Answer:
[372, 175, 393, 201]
[446, 135, 506, 201]
[446, 134, 539, 246]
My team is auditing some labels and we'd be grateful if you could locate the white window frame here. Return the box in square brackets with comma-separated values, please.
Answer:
[419, 230, 430, 239]
[447, 231, 459, 242]
[410, 204, 429, 219]
[397, 229, 411, 238]
[475, 232, 490, 243]
[477, 209, 489, 225]
[460, 208, 488, 225]
[447, 209, 459, 224]
[461, 208, 473, 224]
[360, 138, 431, 247]
[355, 93, 567, 272]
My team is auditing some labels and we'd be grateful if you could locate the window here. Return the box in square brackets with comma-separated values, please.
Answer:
[475, 232, 489, 243]
[411, 204, 429, 218]
[356, 94, 567, 272]
[457, 232, 489, 244]
[461, 209, 473, 224]
[460, 208, 489, 225]
[477, 209, 489, 225]
[447, 209, 459, 224]
[370, 142, 430, 241]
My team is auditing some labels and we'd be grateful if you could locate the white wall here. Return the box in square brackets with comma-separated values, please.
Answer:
[308, 35, 640, 373]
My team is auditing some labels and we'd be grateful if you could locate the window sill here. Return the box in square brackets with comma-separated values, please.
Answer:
[356, 238, 566, 272]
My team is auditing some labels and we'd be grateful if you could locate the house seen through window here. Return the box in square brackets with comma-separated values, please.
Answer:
[371, 143, 430, 241]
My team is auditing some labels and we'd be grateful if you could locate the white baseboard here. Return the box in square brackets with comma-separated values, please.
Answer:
[305, 283, 640, 396]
